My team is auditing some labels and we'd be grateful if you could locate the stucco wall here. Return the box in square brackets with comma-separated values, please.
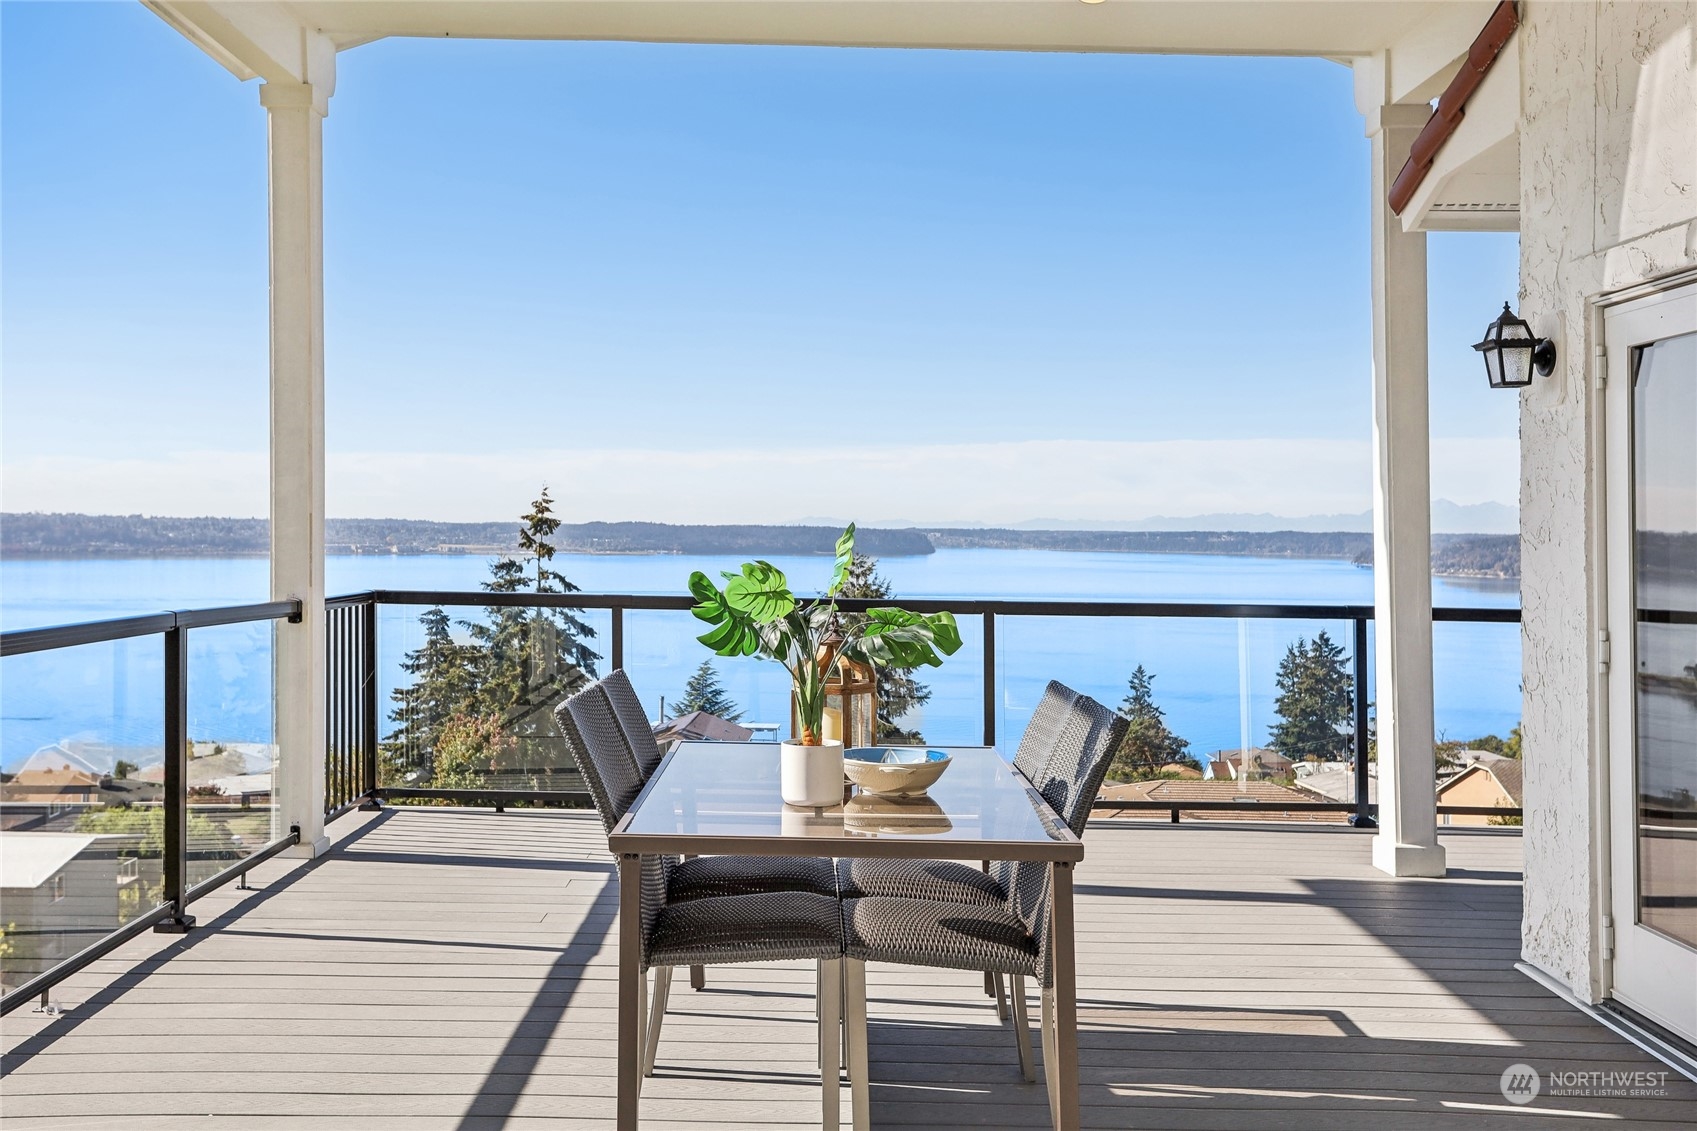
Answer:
[1517, 0, 1696, 1001]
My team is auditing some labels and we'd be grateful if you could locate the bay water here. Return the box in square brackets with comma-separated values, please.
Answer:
[0, 550, 1520, 773]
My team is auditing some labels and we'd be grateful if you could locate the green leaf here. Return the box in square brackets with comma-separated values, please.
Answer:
[925, 611, 963, 655]
[689, 570, 764, 657]
[724, 561, 796, 622]
[828, 524, 857, 595]
[855, 607, 962, 670]
[697, 618, 761, 657]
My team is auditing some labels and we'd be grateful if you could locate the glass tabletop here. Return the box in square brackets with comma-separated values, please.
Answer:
[610, 743, 1081, 862]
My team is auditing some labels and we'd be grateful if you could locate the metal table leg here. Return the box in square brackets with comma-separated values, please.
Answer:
[618, 854, 642, 1130]
[1049, 861, 1079, 1131]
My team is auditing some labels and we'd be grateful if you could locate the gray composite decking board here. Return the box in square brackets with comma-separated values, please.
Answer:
[3, 809, 1693, 1130]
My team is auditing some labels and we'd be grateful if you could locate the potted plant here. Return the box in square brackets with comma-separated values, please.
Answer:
[688, 525, 962, 806]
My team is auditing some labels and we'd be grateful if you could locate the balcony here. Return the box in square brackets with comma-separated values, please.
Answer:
[4, 804, 1689, 1127]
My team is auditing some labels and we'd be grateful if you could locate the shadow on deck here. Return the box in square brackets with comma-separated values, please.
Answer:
[2, 808, 1692, 1129]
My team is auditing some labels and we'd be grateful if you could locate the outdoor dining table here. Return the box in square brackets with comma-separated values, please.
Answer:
[607, 741, 1086, 1131]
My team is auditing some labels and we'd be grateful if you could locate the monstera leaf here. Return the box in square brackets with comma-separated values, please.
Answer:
[857, 607, 963, 669]
[723, 561, 797, 622]
[688, 571, 763, 656]
[827, 523, 857, 596]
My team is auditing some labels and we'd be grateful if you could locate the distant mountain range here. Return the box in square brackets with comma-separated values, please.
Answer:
[795, 500, 1520, 535]
[0, 512, 1522, 578]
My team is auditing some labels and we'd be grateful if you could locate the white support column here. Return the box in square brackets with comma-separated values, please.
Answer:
[1361, 72, 1446, 878]
[264, 74, 331, 857]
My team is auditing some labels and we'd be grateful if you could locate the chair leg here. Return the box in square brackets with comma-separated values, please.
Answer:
[633, 961, 649, 1097]
[1040, 986, 1060, 1128]
[1010, 974, 1035, 1083]
[845, 959, 870, 1131]
[690, 964, 705, 990]
[994, 972, 1009, 1021]
[841, 961, 849, 1077]
[820, 958, 842, 1131]
[642, 966, 672, 1077]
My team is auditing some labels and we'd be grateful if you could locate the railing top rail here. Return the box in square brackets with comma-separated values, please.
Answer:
[353, 589, 1520, 623]
[0, 599, 302, 657]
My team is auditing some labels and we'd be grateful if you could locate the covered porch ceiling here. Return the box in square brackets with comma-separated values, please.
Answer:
[151, 0, 1492, 92]
[147, 0, 1522, 232]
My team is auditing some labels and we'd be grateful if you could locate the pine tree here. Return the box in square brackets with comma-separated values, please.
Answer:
[1268, 630, 1354, 761]
[1108, 665, 1196, 781]
[840, 554, 932, 743]
[673, 660, 742, 721]
[386, 488, 600, 792]
[465, 488, 600, 785]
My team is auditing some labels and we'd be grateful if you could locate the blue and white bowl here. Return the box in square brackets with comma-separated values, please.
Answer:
[843, 747, 952, 797]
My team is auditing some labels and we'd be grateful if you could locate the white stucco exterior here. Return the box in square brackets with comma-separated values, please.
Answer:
[1516, 0, 1696, 1003]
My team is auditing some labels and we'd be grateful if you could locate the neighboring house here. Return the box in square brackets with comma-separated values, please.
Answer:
[13, 746, 105, 779]
[1294, 763, 1377, 806]
[1203, 748, 1294, 782]
[0, 770, 163, 831]
[204, 773, 274, 807]
[137, 745, 276, 788]
[2, 765, 104, 804]
[654, 711, 755, 747]
[1438, 761, 1524, 827]
[0, 833, 122, 989]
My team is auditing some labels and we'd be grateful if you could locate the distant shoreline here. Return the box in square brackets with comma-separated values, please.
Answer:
[0, 513, 1528, 578]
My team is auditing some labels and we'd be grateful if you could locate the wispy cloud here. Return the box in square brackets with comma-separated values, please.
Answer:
[1, 438, 1517, 523]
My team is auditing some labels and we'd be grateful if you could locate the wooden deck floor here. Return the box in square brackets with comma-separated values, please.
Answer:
[4, 808, 1693, 1129]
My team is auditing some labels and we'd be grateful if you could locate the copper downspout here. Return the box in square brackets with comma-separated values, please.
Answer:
[1388, 0, 1519, 216]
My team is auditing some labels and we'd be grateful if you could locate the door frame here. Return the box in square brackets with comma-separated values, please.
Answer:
[1599, 277, 1697, 1040]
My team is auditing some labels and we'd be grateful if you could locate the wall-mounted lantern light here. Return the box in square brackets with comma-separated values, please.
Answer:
[1471, 302, 1557, 389]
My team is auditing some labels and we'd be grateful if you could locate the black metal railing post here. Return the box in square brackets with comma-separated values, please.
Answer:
[359, 596, 382, 809]
[982, 612, 997, 748]
[610, 605, 624, 672]
[155, 624, 196, 933]
[1350, 616, 1376, 829]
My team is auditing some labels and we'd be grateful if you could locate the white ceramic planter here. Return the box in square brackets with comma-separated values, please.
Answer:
[780, 740, 844, 807]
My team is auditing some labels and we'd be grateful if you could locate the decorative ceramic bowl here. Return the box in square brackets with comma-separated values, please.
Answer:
[843, 793, 953, 835]
[842, 747, 951, 797]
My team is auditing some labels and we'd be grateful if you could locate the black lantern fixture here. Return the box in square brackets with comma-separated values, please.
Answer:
[1471, 302, 1557, 389]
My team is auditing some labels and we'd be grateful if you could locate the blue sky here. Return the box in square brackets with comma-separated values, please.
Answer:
[1, 1, 1520, 525]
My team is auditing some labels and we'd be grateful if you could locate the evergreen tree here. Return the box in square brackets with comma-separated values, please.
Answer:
[385, 488, 600, 792]
[840, 554, 932, 743]
[1268, 630, 1354, 761]
[384, 605, 482, 784]
[464, 488, 600, 784]
[1108, 665, 1197, 781]
[673, 660, 742, 721]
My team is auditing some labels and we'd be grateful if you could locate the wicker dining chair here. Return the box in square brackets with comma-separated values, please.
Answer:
[600, 668, 666, 778]
[555, 680, 845, 1119]
[838, 688, 1126, 1120]
[835, 681, 1084, 1017]
[594, 668, 839, 991]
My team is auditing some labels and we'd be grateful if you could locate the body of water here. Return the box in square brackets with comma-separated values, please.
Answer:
[0, 550, 1521, 774]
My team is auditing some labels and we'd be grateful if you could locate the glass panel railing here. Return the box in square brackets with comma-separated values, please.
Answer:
[0, 636, 169, 995]
[184, 621, 280, 880]
[374, 601, 610, 796]
[996, 613, 1367, 821]
[1434, 617, 1524, 827]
